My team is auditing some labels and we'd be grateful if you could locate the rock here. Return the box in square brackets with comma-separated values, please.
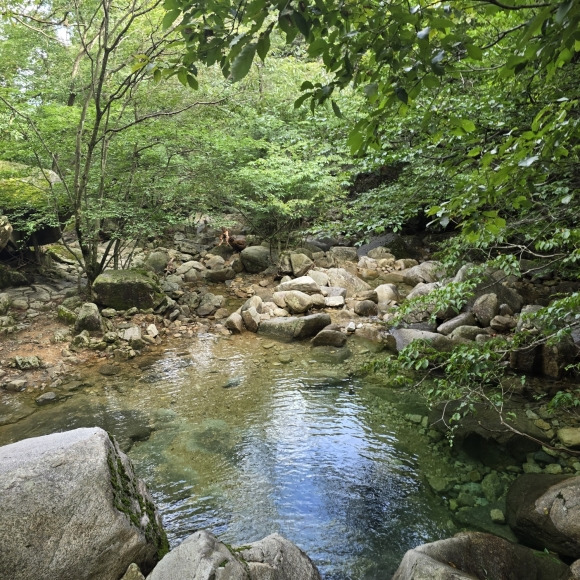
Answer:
[490, 314, 517, 332]
[145, 251, 170, 274]
[311, 329, 347, 347]
[240, 246, 273, 273]
[392, 531, 570, 580]
[325, 268, 371, 297]
[357, 234, 414, 260]
[74, 302, 103, 333]
[0, 215, 12, 252]
[290, 253, 314, 277]
[472, 293, 499, 327]
[390, 328, 454, 352]
[57, 305, 77, 325]
[205, 267, 235, 283]
[481, 472, 504, 502]
[449, 325, 487, 341]
[13, 355, 42, 370]
[35, 391, 58, 405]
[241, 295, 263, 314]
[0, 292, 11, 315]
[147, 531, 321, 580]
[506, 474, 580, 558]
[146, 324, 159, 338]
[324, 295, 345, 308]
[238, 533, 322, 580]
[196, 293, 224, 317]
[0, 264, 28, 289]
[436, 312, 476, 335]
[204, 254, 225, 270]
[323, 286, 347, 298]
[99, 363, 121, 376]
[225, 312, 245, 334]
[367, 246, 395, 260]
[329, 246, 358, 262]
[241, 306, 261, 333]
[175, 260, 204, 276]
[308, 270, 329, 287]
[283, 290, 314, 314]
[374, 283, 400, 305]
[490, 508, 506, 524]
[276, 276, 320, 294]
[354, 300, 378, 316]
[121, 563, 146, 580]
[94, 270, 165, 311]
[257, 313, 331, 342]
[401, 261, 445, 286]
[0, 428, 167, 580]
[557, 428, 580, 448]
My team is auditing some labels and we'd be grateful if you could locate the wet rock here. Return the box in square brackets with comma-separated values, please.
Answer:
[392, 531, 570, 580]
[507, 474, 580, 558]
[35, 392, 58, 405]
[241, 306, 261, 333]
[311, 329, 347, 347]
[311, 345, 351, 364]
[196, 293, 224, 317]
[99, 363, 122, 376]
[0, 428, 167, 580]
[225, 312, 244, 334]
[258, 313, 331, 342]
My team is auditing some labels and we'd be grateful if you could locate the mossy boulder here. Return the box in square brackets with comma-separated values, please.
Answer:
[0, 264, 28, 289]
[93, 270, 165, 311]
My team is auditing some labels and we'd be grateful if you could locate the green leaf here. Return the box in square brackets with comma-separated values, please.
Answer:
[466, 44, 482, 60]
[256, 32, 271, 61]
[162, 10, 180, 30]
[300, 80, 314, 90]
[292, 10, 310, 38]
[294, 93, 310, 109]
[331, 99, 343, 118]
[230, 43, 257, 82]
[177, 68, 188, 86]
[460, 119, 476, 132]
[395, 87, 408, 105]
[467, 147, 481, 157]
[186, 74, 198, 90]
[153, 68, 162, 83]
[422, 74, 440, 89]
[347, 129, 364, 155]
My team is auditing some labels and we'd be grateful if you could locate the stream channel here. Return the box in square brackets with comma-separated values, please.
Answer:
[0, 332, 467, 579]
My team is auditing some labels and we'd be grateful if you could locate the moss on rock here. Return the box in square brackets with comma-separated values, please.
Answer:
[93, 270, 165, 311]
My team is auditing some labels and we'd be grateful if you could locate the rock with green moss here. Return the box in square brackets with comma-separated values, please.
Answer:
[57, 305, 77, 325]
[93, 270, 166, 311]
[0, 427, 167, 580]
[0, 264, 28, 289]
[0, 215, 12, 251]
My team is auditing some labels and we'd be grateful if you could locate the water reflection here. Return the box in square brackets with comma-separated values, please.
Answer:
[0, 334, 455, 579]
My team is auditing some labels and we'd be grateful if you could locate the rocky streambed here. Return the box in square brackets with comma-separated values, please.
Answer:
[1, 230, 580, 579]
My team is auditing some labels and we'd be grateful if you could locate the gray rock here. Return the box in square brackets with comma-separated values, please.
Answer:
[374, 283, 400, 305]
[0, 428, 167, 580]
[146, 324, 159, 338]
[205, 267, 235, 283]
[240, 246, 273, 273]
[225, 312, 245, 334]
[197, 293, 224, 317]
[354, 300, 378, 317]
[311, 329, 347, 347]
[13, 355, 42, 370]
[241, 306, 261, 333]
[74, 302, 103, 333]
[241, 295, 263, 314]
[175, 260, 204, 276]
[507, 474, 580, 558]
[437, 312, 476, 335]
[283, 291, 314, 314]
[145, 250, 169, 274]
[276, 276, 320, 295]
[472, 293, 499, 327]
[121, 563, 146, 580]
[449, 325, 486, 341]
[558, 428, 580, 448]
[258, 313, 331, 342]
[308, 270, 330, 287]
[392, 531, 570, 580]
[481, 472, 504, 502]
[323, 286, 347, 298]
[290, 253, 314, 277]
[401, 261, 445, 286]
[35, 391, 58, 405]
[490, 314, 517, 332]
[204, 254, 225, 270]
[390, 328, 454, 352]
[94, 270, 165, 311]
[0, 291, 11, 315]
[325, 268, 371, 297]
[324, 296, 345, 308]
[329, 246, 358, 263]
[367, 246, 396, 260]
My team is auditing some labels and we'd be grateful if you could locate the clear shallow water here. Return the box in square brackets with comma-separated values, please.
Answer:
[0, 333, 457, 578]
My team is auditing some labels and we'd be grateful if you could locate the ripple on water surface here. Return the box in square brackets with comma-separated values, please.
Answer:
[0, 335, 455, 579]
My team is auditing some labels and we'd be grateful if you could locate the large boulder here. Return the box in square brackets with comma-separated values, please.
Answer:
[240, 246, 273, 273]
[389, 328, 454, 352]
[401, 261, 446, 286]
[93, 270, 165, 311]
[258, 313, 331, 342]
[147, 531, 321, 580]
[0, 428, 167, 580]
[506, 474, 580, 559]
[392, 531, 570, 580]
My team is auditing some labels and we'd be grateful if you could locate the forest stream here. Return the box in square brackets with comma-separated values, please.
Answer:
[0, 332, 466, 579]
